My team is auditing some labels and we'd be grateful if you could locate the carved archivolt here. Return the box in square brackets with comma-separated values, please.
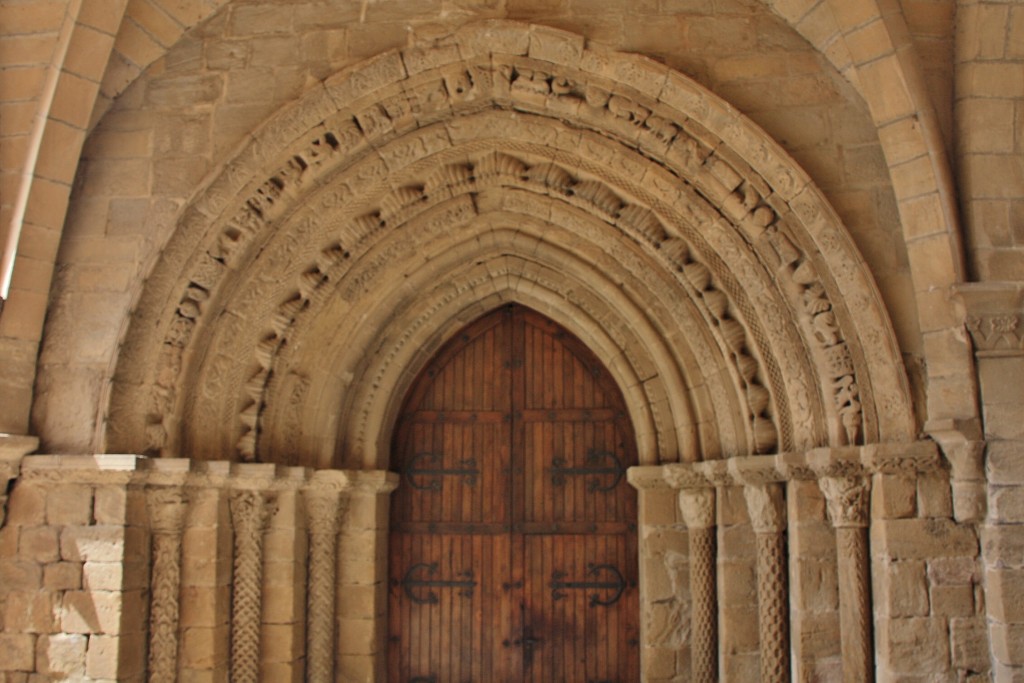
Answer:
[107, 21, 913, 467]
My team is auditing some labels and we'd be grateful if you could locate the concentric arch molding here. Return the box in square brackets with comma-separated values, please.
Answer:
[106, 20, 914, 469]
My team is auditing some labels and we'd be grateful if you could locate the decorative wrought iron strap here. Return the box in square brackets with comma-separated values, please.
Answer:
[401, 563, 477, 604]
[550, 449, 625, 491]
[550, 563, 626, 606]
[405, 452, 479, 490]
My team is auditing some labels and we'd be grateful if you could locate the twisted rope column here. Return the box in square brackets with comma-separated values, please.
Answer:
[743, 483, 789, 683]
[303, 473, 349, 683]
[819, 475, 873, 683]
[679, 489, 717, 683]
[229, 489, 275, 683]
[146, 487, 189, 683]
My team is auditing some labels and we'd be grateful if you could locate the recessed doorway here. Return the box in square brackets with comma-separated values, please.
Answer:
[387, 304, 640, 682]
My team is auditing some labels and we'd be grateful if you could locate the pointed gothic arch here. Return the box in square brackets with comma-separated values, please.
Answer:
[105, 21, 914, 470]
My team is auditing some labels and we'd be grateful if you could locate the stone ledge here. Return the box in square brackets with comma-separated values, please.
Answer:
[627, 441, 942, 490]
[14, 454, 399, 494]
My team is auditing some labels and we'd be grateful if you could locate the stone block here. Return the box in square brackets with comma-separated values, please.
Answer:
[858, 56, 917, 125]
[976, 344, 1024, 391]
[930, 584, 976, 617]
[872, 518, 978, 560]
[960, 99, 1017, 154]
[262, 580, 302, 625]
[0, 560, 42, 591]
[60, 590, 132, 635]
[335, 617, 377, 655]
[987, 567, 1024, 623]
[951, 617, 990, 672]
[336, 582, 376, 620]
[92, 486, 129, 525]
[17, 526, 59, 563]
[262, 529, 301, 560]
[917, 474, 953, 518]
[878, 617, 951, 675]
[260, 623, 302, 662]
[180, 626, 230, 670]
[127, 0, 184, 48]
[0, 526, 16, 556]
[791, 558, 838, 612]
[60, 526, 127, 563]
[0, 634, 35, 672]
[260, 661, 302, 683]
[721, 651, 759, 681]
[988, 441, 1024, 485]
[992, 622, 1024, 667]
[719, 605, 759, 652]
[983, 524, 1024, 567]
[3, 591, 59, 634]
[876, 560, 929, 618]
[640, 489, 677, 526]
[717, 524, 756, 561]
[644, 600, 687, 649]
[43, 562, 82, 591]
[928, 557, 978, 586]
[147, 74, 224, 108]
[6, 485, 45, 526]
[35, 633, 87, 676]
[795, 609, 840, 659]
[788, 479, 826, 521]
[84, 634, 120, 680]
[337, 653, 380, 683]
[82, 561, 126, 592]
[873, 474, 916, 519]
[992, 660, 1024, 682]
[990, 486, 1024, 524]
[180, 585, 231, 628]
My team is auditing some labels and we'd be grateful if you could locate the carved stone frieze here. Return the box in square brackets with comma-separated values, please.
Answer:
[966, 314, 1024, 355]
[110, 22, 912, 475]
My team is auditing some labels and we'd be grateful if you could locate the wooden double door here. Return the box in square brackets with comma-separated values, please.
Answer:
[388, 305, 639, 683]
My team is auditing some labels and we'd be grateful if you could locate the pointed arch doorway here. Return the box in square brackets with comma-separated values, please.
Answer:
[387, 305, 640, 682]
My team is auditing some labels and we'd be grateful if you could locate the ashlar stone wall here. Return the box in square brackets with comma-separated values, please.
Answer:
[1, 440, 986, 682]
[632, 441, 984, 683]
[0, 454, 396, 682]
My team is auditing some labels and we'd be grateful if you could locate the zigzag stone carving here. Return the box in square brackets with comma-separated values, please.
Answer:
[110, 22, 912, 469]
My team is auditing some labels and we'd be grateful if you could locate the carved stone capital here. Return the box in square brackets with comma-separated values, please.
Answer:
[229, 488, 277, 535]
[146, 487, 190, 534]
[303, 487, 346, 532]
[819, 476, 870, 528]
[679, 489, 716, 529]
[743, 483, 786, 534]
[956, 282, 1024, 357]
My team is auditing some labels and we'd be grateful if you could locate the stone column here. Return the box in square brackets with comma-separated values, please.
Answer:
[229, 488, 276, 683]
[680, 488, 717, 683]
[819, 475, 872, 683]
[335, 471, 399, 682]
[146, 487, 189, 683]
[743, 483, 789, 683]
[302, 472, 349, 683]
[959, 283, 1024, 679]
